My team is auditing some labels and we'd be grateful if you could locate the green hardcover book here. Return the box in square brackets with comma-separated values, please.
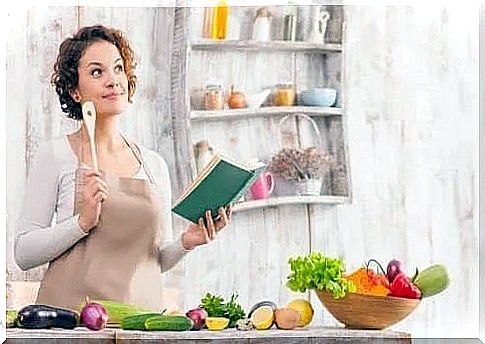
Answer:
[172, 154, 265, 224]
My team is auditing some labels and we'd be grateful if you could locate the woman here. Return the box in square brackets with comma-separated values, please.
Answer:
[14, 25, 232, 310]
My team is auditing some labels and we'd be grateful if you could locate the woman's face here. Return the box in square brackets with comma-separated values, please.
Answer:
[73, 40, 129, 116]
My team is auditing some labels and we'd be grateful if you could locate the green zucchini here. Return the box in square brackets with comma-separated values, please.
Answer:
[121, 313, 162, 330]
[77, 300, 154, 325]
[144, 315, 193, 331]
[6, 310, 18, 328]
[413, 264, 450, 298]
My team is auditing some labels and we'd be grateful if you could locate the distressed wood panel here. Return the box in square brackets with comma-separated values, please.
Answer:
[323, 5, 344, 44]
[6, 328, 114, 344]
[170, 7, 193, 193]
[6, 327, 412, 344]
[323, 116, 349, 196]
[115, 326, 412, 343]
[6, 7, 80, 282]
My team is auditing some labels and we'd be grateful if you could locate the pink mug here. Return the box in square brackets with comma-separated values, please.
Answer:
[249, 171, 275, 200]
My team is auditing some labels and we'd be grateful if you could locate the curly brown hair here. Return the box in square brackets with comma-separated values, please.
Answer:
[51, 25, 137, 120]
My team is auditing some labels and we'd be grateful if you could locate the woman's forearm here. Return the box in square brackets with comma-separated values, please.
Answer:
[158, 234, 191, 273]
[15, 214, 88, 271]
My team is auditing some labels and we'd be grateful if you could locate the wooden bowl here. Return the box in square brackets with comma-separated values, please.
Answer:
[315, 291, 420, 330]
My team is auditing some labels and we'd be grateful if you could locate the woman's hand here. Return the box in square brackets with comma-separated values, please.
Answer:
[78, 170, 108, 233]
[181, 205, 233, 250]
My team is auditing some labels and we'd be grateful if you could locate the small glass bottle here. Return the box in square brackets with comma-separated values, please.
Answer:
[282, 6, 296, 41]
[202, 7, 214, 39]
[204, 84, 225, 110]
[194, 140, 214, 174]
[211, 0, 230, 40]
[252, 7, 271, 41]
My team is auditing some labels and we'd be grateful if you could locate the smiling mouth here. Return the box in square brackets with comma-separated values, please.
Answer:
[103, 93, 124, 99]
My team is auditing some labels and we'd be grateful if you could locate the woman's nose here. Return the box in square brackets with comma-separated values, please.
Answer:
[105, 71, 119, 87]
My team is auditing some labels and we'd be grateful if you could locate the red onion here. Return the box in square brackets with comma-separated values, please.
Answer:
[80, 297, 108, 331]
[185, 307, 207, 330]
[386, 259, 403, 284]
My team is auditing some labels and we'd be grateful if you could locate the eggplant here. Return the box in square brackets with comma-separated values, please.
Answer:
[17, 304, 79, 329]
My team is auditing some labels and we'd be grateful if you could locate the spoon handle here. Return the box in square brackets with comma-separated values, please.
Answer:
[81, 101, 99, 171]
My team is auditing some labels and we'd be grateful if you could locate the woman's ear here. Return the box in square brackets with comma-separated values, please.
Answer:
[70, 90, 82, 103]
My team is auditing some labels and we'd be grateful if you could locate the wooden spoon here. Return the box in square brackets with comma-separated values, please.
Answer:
[82, 101, 99, 171]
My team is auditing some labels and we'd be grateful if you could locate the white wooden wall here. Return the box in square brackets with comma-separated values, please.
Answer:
[336, 6, 478, 338]
[5, 4, 478, 338]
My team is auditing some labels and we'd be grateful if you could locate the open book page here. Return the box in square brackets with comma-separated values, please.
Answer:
[174, 154, 222, 205]
[246, 160, 265, 171]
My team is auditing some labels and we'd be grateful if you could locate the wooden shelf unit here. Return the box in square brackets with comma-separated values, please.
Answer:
[233, 195, 347, 213]
[190, 106, 342, 121]
[190, 39, 342, 53]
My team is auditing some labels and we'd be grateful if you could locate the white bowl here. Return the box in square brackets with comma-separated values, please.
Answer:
[246, 89, 271, 109]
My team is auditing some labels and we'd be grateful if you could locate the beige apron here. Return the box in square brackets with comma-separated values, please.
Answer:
[36, 134, 165, 311]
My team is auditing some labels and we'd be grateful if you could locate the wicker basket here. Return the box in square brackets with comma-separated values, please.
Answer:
[295, 177, 323, 196]
[315, 291, 420, 330]
[276, 114, 330, 195]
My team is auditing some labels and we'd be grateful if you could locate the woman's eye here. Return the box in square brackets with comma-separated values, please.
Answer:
[114, 64, 124, 73]
[91, 68, 102, 77]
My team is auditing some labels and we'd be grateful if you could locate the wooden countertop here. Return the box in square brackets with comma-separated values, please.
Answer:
[6, 326, 411, 343]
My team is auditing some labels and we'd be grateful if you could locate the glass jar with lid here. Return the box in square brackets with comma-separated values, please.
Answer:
[274, 83, 296, 106]
[204, 84, 225, 110]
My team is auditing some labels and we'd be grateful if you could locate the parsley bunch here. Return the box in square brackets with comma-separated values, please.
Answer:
[200, 292, 246, 327]
[286, 252, 355, 299]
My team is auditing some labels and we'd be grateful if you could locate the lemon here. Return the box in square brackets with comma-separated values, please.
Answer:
[287, 299, 314, 327]
[250, 305, 275, 330]
[205, 317, 229, 331]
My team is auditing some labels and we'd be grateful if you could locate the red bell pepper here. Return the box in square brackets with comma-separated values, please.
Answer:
[389, 272, 422, 299]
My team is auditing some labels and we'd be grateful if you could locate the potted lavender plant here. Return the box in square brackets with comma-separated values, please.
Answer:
[269, 147, 335, 196]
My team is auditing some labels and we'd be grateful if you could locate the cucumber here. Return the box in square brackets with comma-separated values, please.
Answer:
[413, 264, 450, 298]
[144, 315, 193, 331]
[121, 313, 162, 330]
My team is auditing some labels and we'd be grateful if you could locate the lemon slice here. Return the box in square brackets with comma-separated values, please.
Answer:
[250, 305, 275, 330]
[205, 317, 229, 331]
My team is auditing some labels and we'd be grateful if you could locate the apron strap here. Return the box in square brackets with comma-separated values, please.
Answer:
[75, 126, 156, 184]
[121, 135, 156, 185]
